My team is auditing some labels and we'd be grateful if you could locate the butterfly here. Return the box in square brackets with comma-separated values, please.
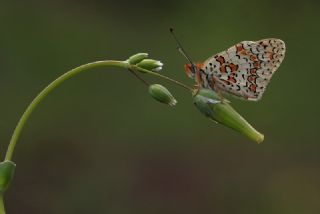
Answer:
[183, 39, 286, 101]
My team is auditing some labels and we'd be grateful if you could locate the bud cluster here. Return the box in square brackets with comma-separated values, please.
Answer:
[127, 53, 163, 72]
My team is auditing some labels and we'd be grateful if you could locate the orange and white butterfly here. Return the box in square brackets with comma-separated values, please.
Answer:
[170, 29, 286, 101]
[184, 39, 285, 101]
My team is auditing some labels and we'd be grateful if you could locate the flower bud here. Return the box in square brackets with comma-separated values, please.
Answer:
[149, 84, 177, 106]
[0, 161, 16, 193]
[136, 59, 163, 72]
[193, 89, 264, 143]
[127, 53, 149, 65]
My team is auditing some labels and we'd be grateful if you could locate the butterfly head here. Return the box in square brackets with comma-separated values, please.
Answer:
[184, 63, 202, 79]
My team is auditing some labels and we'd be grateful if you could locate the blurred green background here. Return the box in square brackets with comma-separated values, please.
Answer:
[1, 0, 320, 213]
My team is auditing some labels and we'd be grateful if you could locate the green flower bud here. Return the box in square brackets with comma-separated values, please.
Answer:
[136, 59, 163, 72]
[193, 89, 264, 143]
[0, 161, 16, 193]
[149, 84, 177, 106]
[127, 53, 149, 65]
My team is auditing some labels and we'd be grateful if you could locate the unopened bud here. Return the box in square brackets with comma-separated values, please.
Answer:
[136, 59, 163, 72]
[0, 161, 16, 193]
[193, 89, 264, 143]
[149, 84, 177, 106]
[127, 53, 149, 65]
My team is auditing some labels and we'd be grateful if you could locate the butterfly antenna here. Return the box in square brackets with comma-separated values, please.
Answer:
[169, 28, 196, 68]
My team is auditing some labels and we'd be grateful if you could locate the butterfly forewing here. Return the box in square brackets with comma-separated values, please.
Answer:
[201, 39, 285, 101]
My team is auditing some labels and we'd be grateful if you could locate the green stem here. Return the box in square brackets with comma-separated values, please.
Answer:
[5, 60, 128, 161]
[5, 59, 192, 161]
[0, 194, 5, 214]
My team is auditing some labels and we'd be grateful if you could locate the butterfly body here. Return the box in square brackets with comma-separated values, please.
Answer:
[185, 39, 286, 101]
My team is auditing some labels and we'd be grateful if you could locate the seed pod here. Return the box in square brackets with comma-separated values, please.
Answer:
[193, 89, 264, 143]
[149, 84, 177, 106]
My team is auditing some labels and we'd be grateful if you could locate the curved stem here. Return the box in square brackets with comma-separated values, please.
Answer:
[5, 59, 193, 161]
[5, 60, 128, 161]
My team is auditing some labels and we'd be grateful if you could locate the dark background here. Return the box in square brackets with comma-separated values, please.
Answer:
[1, 0, 320, 213]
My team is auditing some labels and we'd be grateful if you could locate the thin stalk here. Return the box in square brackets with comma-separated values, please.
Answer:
[128, 69, 150, 86]
[132, 65, 194, 92]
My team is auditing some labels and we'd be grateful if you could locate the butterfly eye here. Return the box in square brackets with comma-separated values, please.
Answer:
[184, 64, 196, 79]
[190, 65, 198, 74]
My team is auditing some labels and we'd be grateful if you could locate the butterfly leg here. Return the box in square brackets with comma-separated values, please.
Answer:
[210, 77, 227, 102]
[192, 83, 200, 95]
[213, 84, 230, 103]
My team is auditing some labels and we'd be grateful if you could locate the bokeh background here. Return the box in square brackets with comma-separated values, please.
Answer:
[1, 0, 320, 213]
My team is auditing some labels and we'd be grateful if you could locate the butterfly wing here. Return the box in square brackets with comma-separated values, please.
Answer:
[201, 39, 285, 101]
